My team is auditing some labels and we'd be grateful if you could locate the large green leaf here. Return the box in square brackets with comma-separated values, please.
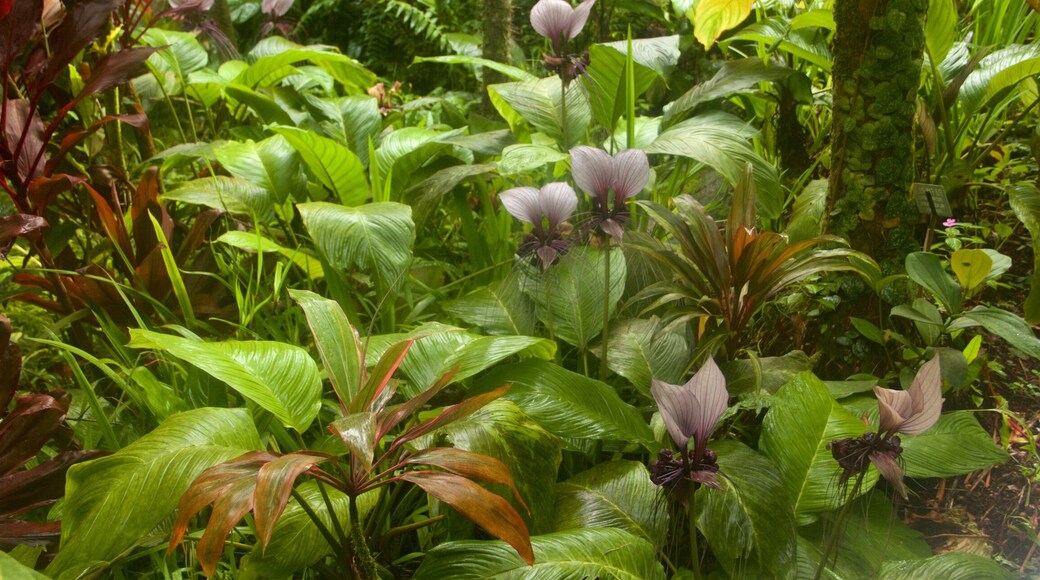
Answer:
[413, 528, 666, 580]
[879, 552, 1015, 579]
[217, 231, 325, 278]
[289, 290, 362, 405]
[729, 18, 833, 70]
[407, 163, 498, 224]
[554, 460, 668, 548]
[335, 95, 382, 166]
[797, 493, 932, 579]
[443, 277, 537, 337]
[899, 412, 1008, 477]
[1007, 184, 1040, 323]
[135, 29, 208, 98]
[784, 179, 829, 244]
[926, 0, 957, 65]
[128, 330, 322, 432]
[959, 306, 1040, 360]
[0, 550, 49, 579]
[906, 252, 962, 314]
[46, 408, 261, 578]
[646, 112, 783, 219]
[413, 54, 537, 81]
[214, 136, 306, 204]
[698, 440, 796, 578]
[522, 247, 626, 349]
[759, 373, 876, 522]
[597, 317, 687, 397]
[270, 126, 368, 205]
[959, 44, 1040, 115]
[163, 176, 278, 220]
[585, 37, 679, 132]
[240, 37, 375, 92]
[663, 58, 794, 126]
[489, 77, 591, 148]
[297, 201, 415, 292]
[439, 400, 562, 535]
[498, 144, 568, 177]
[475, 360, 654, 446]
[375, 126, 466, 196]
[240, 482, 378, 579]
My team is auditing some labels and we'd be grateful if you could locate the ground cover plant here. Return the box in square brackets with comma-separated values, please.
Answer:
[2, 0, 1040, 577]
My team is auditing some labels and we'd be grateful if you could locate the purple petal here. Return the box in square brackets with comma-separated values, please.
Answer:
[261, 0, 294, 16]
[901, 356, 943, 436]
[530, 0, 572, 42]
[688, 357, 729, 446]
[499, 187, 542, 225]
[539, 182, 578, 227]
[570, 146, 614, 202]
[611, 148, 649, 202]
[536, 245, 558, 270]
[599, 219, 625, 241]
[869, 450, 906, 499]
[563, 0, 595, 39]
[651, 379, 696, 449]
[874, 386, 912, 435]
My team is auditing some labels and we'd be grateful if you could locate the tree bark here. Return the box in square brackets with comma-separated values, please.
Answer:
[481, 0, 512, 113]
[827, 0, 927, 266]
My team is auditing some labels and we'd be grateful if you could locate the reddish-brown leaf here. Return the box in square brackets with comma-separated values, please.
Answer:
[2, 99, 46, 182]
[174, 208, 221, 265]
[253, 452, 332, 550]
[0, 314, 18, 411]
[351, 339, 412, 414]
[131, 166, 172, 263]
[0, 520, 61, 548]
[0, 213, 46, 258]
[26, 174, 84, 212]
[378, 367, 458, 439]
[28, 0, 120, 94]
[0, 393, 68, 476]
[48, 114, 149, 174]
[0, 0, 41, 69]
[399, 471, 534, 564]
[84, 183, 133, 264]
[392, 385, 511, 453]
[79, 47, 161, 99]
[197, 472, 259, 576]
[0, 449, 107, 518]
[403, 447, 526, 510]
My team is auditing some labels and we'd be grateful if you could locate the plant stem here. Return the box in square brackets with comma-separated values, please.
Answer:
[600, 242, 611, 379]
[813, 470, 867, 580]
[689, 491, 703, 580]
[384, 514, 446, 540]
[350, 492, 379, 579]
[290, 488, 348, 570]
[560, 74, 569, 148]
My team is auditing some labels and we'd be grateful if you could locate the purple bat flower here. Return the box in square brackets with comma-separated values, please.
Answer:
[570, 146, 649, 241]
[530, 0, 595, 55]
[500, 183, 578, 269]
[829, 356, 943, 499]
[650, 358, 729, 492]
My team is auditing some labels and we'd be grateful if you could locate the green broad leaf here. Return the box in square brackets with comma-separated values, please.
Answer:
[729, 18, 833, 70]
[241, 37, 375, 92]
[223, 84, 295, 125]
[926, 0, 957, 65]
[879, 552, 1015, 579]
[688, 0, 754, 48]
[522, 247, 626, 349]
[217, 231, 325, 278]
[851, 317, 884, 345]
[215, 136, 305, 204]
[585, 37, 677, 132]
[664, 58, 794, 126]
[407, 163, 497, 225]
[759, 373, 876, 522]
[163, 176, 278, 221]
[135, 29, 209, 98]
[596, 317, 687, 397]
[905, 252, 962, 314]
[442, 129, 516, 157]
[785, 179, 828, 244]
[1007, 184, 1040, 323]
[950, 249, 991, 293]
[497, 144, 568, 176]
[722, 351, 814, 395]
[797, 493, 932, 579]
[127, 330, 322, 432]
[364, 324, 555, 396]
[554, 460, 668, 548]
[474, 360, 654, 446]
[413, 528, 666, 580]
[439, 400, 562, 535]
[960, 306, 1040, 360]
[375, 126, 465, 196]
[289, 289, 362, 405]
[240, 482, 378, 579]
[443, 279, 537, 336]
[899, 412, 1008, 478]
[609, 116, 661, 150]
[646, 111, 783, 220]
[489, 77, 591, 148]
[335, 95, 382, 166]
[960, 44, 1040, 115]
[297, 201, 415, 292]
[0, 550, 49, 579]
[270, 126, 368, 206]
[413, 55, 537, 81]
[46, 408, 261, 578]
[698, 440, 796, 578]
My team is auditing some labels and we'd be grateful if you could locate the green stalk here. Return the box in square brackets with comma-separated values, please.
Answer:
[350, 493, 379, 579]
[291, 488, 348, 570]
[689, 491, 703, 580]
[599, 242, 611, 379]
[625, 27, 636, 148]
[813, 470, 867, 580]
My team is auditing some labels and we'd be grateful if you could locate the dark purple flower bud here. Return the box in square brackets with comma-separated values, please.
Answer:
[530, 0, 595, 55]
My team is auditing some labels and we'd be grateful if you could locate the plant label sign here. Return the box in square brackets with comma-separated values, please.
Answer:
[912, 183, 952, 217]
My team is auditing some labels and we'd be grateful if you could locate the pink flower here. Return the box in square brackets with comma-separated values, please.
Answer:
[943, 218, 957, 227]
[530, 0, 595, 55]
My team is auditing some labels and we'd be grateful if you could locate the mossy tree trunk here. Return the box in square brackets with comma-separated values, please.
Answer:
[827, 0, 927, 266]
[481, 0, 512, 113]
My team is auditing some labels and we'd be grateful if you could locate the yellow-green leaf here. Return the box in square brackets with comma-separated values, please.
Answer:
[950, 248, 992, 293]
[689, 0, 754, 48]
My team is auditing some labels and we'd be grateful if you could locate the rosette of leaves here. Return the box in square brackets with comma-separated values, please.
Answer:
[634, 164, 877, 359]
[168, 292, 533, 577]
